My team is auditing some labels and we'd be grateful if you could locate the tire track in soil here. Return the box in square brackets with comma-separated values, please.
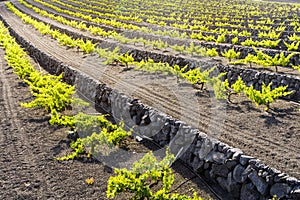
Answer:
[1, 4, 299, 179]
[0, 47, 44, 198]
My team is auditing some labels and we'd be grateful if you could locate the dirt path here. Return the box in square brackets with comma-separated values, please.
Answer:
[0, 3, 299, 181]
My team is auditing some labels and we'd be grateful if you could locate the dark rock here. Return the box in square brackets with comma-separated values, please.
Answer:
[233, 164, 247, 183]
[195, 140, 202, 148]
[270, 183, 291, 199]
[266, 175, 274, 184]
[240, 155, 254, 166]
[203, 162, 210, 170]
[159, 140, 167, 146]
[204, 170, 211, 180]
[191, 156, 204, 171]
[205, 151, 226, 164]
[254, 161, 266, 171]
[268, 167, 281, 176]
[161, 122, 171, 135]
[227, 172, 241, 198]
[216, 176, 228, 191]
[198, 138, 214, 159]
[274, 173, 289, 183]
[210, 164, 229, 178]
[225, 159, 238, 170]
[170, 125, 179, 135]
[249, 159, 260, 167]
[230, 148, 243, 160]
[291, 185, 300, 200]
[104, 165, 113, 173]
[217, 142, 226, 152]
[261, 171, 269, 178]
[241, 183, 260, 200]
[248, 171, 269, 195]
[286, 177, 299, 185]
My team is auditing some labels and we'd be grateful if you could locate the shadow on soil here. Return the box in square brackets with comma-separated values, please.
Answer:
[259, 107, 297, 128]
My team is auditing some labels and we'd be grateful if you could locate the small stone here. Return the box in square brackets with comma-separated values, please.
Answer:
[233, 164, 247, 183]
[216, 176, 228, 191]
[268, 167, 281, 175]
[281, 79, 287, 85]
[228, 148, 243, 156]
[210, 164, 229, 178]
[257, 170, 263, 177]
[248, 171, 269, 195]
[254, 161, 265, 170]
[266, 175, 274, 184]
[221, 145, 230, 154]
[170, 125, 179, 135]
[141, 114, 151, 125]
[198, 138, 214, 159]
[274, 173, 289, 183]
[161, 123, 171, 135]
[174, 120, 183, 128]
[261, 171, 269, 178]
[291, 185, 300, 200]
[217, 142, 226, 152]
[255, 72, 260, 79]
[203, 162, 210, 170]
[225, 159, 238, 170]
[248, 159, 259, 167]
[286, 177, 299, 185]
[205, 151, 226, 164]
[240, 183, 260, 200]
[191, 156, 203, 171]
[270, 183, 291, 199]
[195, 140, 202, 148]
[231, 149, 243, 160]
[240, 155, 254, 166]
[227, 172, 241, 198]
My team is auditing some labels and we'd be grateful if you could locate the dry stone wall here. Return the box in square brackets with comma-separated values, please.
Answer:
[98, 40, 300, 101]
[9, 2, 300, 101]
[1, 16, 299, 200]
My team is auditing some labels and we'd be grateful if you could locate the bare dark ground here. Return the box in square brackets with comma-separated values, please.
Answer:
[0, 46, 218, 199]
[0, 3, 299, 199]
[0, 1, 299, 180]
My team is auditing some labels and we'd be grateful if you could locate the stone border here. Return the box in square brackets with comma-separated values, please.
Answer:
[99, 40, 300, 100]
[13, 1, 300, 101]
[17, 0, 300, 65]
[1, 16, 299, 200]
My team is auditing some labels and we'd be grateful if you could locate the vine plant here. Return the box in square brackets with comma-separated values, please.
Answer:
[0, 18, 131, 163]
[224, 77, 293, 110]
[107, 150, 204, 200]
[57, 114, 131, 161]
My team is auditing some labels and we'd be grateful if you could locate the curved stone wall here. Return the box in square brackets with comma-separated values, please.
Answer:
[1, 16, 299, 200]
[10, 2, 300, 101]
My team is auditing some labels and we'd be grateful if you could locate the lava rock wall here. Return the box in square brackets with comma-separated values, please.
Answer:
[1, 16, 299, 200]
